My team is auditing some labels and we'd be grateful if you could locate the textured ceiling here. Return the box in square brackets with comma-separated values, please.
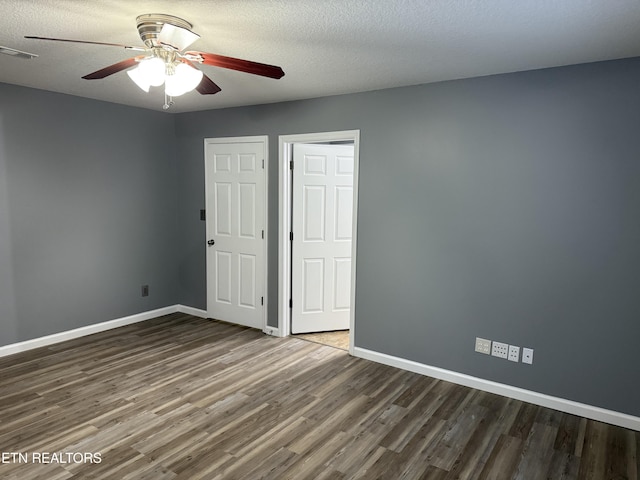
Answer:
[1, 0, 640, 113]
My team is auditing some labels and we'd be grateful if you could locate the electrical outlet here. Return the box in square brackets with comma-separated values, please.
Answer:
[522, 347, 534, 365]
[141, 285, 149, 297]
[491, 341, 508, 359]
[508, 345, 520, 362]
[475, 337, 491, 355]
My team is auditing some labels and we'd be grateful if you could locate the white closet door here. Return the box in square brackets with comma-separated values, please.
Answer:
[291, 143, 354, 334]
[205, 140, 265, 329]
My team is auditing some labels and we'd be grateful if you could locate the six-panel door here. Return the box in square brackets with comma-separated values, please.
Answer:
[205, 140, 265, 329]
[291, 143, 354, 334]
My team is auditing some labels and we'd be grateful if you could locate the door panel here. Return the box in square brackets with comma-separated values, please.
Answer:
[334, 186, 353, 240]
[292, 143, 354, 334]
[239, 183, 256, 238]
[303, 186, 326, 241]
[215, 183, 232, 235]
[206, 140, 265, 329]
[239, 254, 256, 308]
[216, 251, 232, 304]
[303, 258, 325, 313]
[333, 258, 351, 310]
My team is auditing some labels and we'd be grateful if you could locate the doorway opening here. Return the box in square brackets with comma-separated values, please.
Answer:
[278, 131, 360, 354]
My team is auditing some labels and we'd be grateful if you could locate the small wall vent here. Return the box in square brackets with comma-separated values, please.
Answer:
[0, 46, 38, 59]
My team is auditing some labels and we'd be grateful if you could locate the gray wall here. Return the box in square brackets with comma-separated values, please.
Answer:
[174, 98, 365, 324]
[175, 57, 640, 417]
[0, 84, 179, 344]
[1, 56, 638, 418]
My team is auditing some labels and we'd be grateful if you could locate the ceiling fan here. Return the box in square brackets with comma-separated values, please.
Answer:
[25, 13, 285, 109]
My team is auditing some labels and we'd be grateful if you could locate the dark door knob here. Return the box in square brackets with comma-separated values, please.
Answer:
[207, 239, 215, 246]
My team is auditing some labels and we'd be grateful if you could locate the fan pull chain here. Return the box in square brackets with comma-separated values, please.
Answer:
[163, 93, 174, 110]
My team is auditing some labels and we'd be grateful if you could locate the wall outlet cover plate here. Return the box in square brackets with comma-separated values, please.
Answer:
[491, 341, 508, 359]
[475, 337, 491, 355]
[508, 345, 520, 362]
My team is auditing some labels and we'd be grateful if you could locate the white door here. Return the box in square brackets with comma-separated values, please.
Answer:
[291, 143, 354, 334]
[205, 138, 266, 329]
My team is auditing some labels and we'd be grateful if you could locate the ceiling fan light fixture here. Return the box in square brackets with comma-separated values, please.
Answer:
[138, 56, 166, 86]
[165, 63, 203, 97]
[126, 65, 151, 92]
[127, 56, 165, 91]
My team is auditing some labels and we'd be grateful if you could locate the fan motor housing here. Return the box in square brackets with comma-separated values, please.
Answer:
[136, 14, 193, 47]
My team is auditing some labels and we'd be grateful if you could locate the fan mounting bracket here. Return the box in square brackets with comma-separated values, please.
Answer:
[136, 14, 194, 48]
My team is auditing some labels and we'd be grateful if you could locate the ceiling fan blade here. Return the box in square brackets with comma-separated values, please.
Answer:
[181, 59, 221, 95]
[157, 23, 200, 51]
[25, 36, 145, 51]
[196, 74, 223, 95]
[82, 56, 144, 80]
[186, 51, 285, 79]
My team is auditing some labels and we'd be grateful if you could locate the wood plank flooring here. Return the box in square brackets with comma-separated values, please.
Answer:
[0, 313, 637, 479]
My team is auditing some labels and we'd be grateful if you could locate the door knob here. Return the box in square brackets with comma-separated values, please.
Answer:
[207, 239, 215, 246]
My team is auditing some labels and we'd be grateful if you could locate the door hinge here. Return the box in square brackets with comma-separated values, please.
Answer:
[290, 159, 294, 170]
[261, 296, 264, 306]
[290, 231, 293, 241]
[262, 230, 265, 239]
[289, 299, 292, 308]
[262, 158, 265, 169]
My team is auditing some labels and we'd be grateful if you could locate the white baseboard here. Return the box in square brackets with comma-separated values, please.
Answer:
[7, 309, 635, 431]
[263, 325, 281, 337]
[353, 346, 640, 432]
[177, 305, 208, 318]
[0, 304, 209, 358]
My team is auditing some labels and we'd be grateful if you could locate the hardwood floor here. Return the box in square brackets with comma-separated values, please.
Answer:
[0, 313, 637, 479]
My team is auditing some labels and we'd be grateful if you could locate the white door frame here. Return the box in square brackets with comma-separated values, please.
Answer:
[278, 130, 360, 354]
[204, 135, 269, 332]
